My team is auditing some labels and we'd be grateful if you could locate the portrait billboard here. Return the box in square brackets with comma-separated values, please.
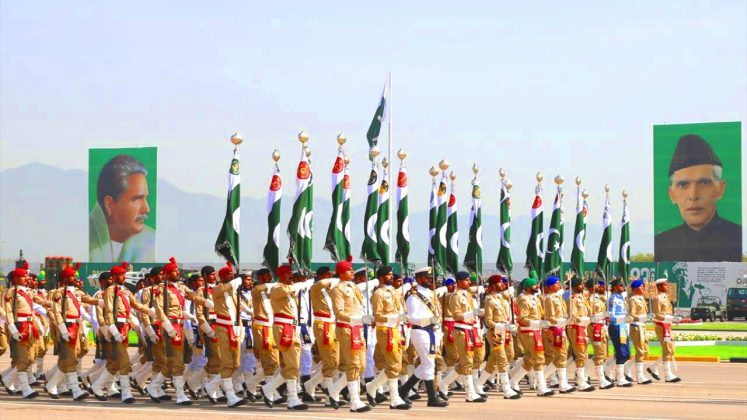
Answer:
[89, 147, 157, 262]
[653, 122, 742, 262]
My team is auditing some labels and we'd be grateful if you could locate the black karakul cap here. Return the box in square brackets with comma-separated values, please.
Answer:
[669, 134, 722, 176]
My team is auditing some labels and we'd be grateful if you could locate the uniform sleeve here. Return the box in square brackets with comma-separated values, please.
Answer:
[331, 286, 351, 323]
[517, 296, 531, 326]
[104, 287, 115, 325]
[141, 288, 152, 326]
[371, 291, 386, 323]
[450, 293, 466, 322]
[483, 297, 497, 329]
[128, 291, 151, 314]
[194, 287, 207, 324]
[50, 290, 62, 326]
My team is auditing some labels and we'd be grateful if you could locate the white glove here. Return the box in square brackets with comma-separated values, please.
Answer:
[349, 315, 363, 326]
[578, 316, 591, 326]
[145, 325, 159, 342]
[555, 318, 568, 328]
[108, 324, 124, 342]
[164, 322, 178, 338]
[638, 314, 648, 323]
[362, 315, 374, 325]
[183, 326, 195, 343]
[507, 286, 515, 296]
[475, 308, 485, 317]
[430, 315, 441, 325]
[148, 308, 157, 319]
[493, 323, 506, 334]
[57, 323, 71, 342]
[508, 324, 518, 333]
[398, 313, 409, 324]
[199, 322, 214, 338]
[204, 300, 215, 310]
[540, 320, 550, 329]
[128, 315, 141, 329]
[529, 319, 542, 329]
[8, 323, 22, 341]
[97, 299, 105, 308]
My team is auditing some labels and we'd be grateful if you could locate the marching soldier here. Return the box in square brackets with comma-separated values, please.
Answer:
[628, 279, 652, 384]
[251, 268, 281, 405]
[142, 267, 170, 402]
[331, 260, 372, 413]
[509, 277, 555, 397]
[237, 271, 257, 400]
[365, 265, 410, 409]
[476, 275, 520, 399]
[438, 278, 459, 395]
[647, 278, 681, 383]
[567, 276, 594, 391]
[195, 265, 224, 402]
[448, 271, 487, 403]
[542, 276, 576, 393]
[608, 278, 632, 387]
[307, 266, 342, 405]
[586, 278, 614, 389]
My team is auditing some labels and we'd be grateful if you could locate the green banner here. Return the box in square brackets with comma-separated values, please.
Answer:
[89, 147, 157, 263]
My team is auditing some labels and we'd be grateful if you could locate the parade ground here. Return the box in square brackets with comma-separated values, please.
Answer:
[1, 355, 745, 420]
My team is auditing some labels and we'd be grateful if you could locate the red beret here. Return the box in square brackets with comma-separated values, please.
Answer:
[335, 259, 353, 275]
[276, 265, 292, 277]
[163, 257, 179, 274]
[218, 262, 234, 279]
[487, 274, 504, 286]
[111, 262, 129, 275]
[11, 268, 28, 279]
[60, 262, 81, 279]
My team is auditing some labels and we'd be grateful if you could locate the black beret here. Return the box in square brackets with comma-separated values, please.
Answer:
[669, 134, 722, 176]
[376, 265, 393, 278]
[456, 271, 471, 281]
[584, 278, 595, 288]
[255, 268, 271, 277]
[611, 278, 624, 287]
[149, 266, 163, 276]
[570, 276, 583, 287]
[201, 266, 215, 277]
[99, 271, 112, 282]
[316, 266, 331, 277]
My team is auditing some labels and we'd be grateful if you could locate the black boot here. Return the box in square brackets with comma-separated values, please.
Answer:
[424, 380, 448, 407]
[398, 375, 419, 405]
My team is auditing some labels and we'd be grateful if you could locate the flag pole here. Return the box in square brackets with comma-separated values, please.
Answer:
[387, 72, 394, 267]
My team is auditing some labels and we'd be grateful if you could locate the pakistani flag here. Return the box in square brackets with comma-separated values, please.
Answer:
[596, 193, 613, 280]
[324, 150, 348, 262]
[570, 187, 588, 276]
[496, 180, 513, 274]
[302, 169, 314, 269]
[525, 187, 544, 278]
[435, 173, 448, 276]
[342, 165, 352, 261]
[428, 178, 438, 271]
[618, 197, 630, 282]
[361, 162, 381, 263]
[288, 147, 313, 271]
[376, 166, 391, 265]
[445, 180, 459, 275]
[464, 175, 482, 275]
[544, 188, 563, 275]
[395, 163, 410, 274]
[215, 148, 240, 265]
[366, 84, 387, 148]
[261, 163, 282, 273]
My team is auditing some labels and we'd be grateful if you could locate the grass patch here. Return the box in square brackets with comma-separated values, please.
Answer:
[587, 343, 747, 361]
[87, 330, 140, 346]
[670, 322, 747, 332]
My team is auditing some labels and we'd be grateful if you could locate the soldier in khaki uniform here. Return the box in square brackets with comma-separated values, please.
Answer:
[449, 271, 487, 403]
[140, 267, 169, 401]
[31, 275, 50, 383]
[567, 276, 594, 391]
[627, 279, 652, 384]
[49, 263, 100, 401]
[194, 265, 223, 400]
[476, 275, 520, 399]
[647, 278, 681, 383]
[586, 278, 614, 389]
[509, 277, 555, 397]
[331, 259, 372, 413]
[306, 268, 341, 403]
[542, 276, 576, 393]
[365, 266, 410, 409]
[250, 268, 280, 403]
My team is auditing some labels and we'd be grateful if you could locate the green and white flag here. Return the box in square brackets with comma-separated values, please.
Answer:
[395, 163, 410, 274]
[302, 167, 314, 269]
[570, 187, 588, 276]
[445, 178, 459, 276]
[544, 187, 564, 275]
[618, 196, 630, 282]
[596, 193, 613, 280]
[215, 147, 240, 265]
[464, 174, 482, 276]
[525, 186, 544, 278]
[496, 179, 513, 274]
[324, 150, 348, 262]
[288, 147, 313, 271]
[361, 162, 381, 263]
[428, 177, 438, 271]
[376, 165, 391, 265]
[435, 172, 448, 276]
[342, 165, 352, 261]
[366, 83, 387, 148]
[261, 163, 282, 273]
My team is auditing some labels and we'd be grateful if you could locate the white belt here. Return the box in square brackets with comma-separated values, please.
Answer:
[207, 314, 217, 320]
[444, 317, 454, 322]
[377, 321, 399, 328]
[314, 316, 335, 324]
[116, 317, 128, 323]
[15, 316, 33, 322]
[253, 319, 273, 328]
[455, 322, 475, 330]
[215, 318, 234, 326]
[274, 317, 297, 326]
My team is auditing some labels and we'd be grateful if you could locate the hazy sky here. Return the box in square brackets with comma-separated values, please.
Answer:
[2, 1, 745, 251]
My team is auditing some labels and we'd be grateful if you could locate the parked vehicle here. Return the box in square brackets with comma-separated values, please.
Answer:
[690, 296, 725, 322]
[726, 287, 747, 321]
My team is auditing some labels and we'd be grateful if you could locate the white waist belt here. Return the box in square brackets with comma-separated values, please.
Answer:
[455, 322, 475, 330]
[253, 319, 273, 327]
[314, 316, 335, 324]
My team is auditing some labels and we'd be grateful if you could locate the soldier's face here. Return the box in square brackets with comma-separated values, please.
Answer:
[15, 275, 28, 287]
[104, 173, 150, 242]
[446, 284, 455, 293]
[380, 272, 393, 285]
[206, 272, 217, 284]
[658, 282, 669, 293]
[242, 277, 253, 289]
[457, 279, 470, 290]
[668, 164, 725, 231]
[193, 277, 204, 289]
[340, 269, 354, 281]
[114, 272, 125, 285]
[168, 270, 180, 282]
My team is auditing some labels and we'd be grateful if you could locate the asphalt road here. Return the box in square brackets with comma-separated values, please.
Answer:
[1, 356, 745, 420]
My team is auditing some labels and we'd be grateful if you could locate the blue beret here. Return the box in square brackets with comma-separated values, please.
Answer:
[631, 279, 644, 288]
[444, 278, 455, 286]
[404, 277, 414, 284]
[546, 276, 559, 286]
[456, 271, 471, 281]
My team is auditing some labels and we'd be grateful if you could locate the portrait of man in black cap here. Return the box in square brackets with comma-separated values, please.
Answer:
[655, 134, 742, 262]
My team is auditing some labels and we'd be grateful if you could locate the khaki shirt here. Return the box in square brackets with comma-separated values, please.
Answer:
[371, 285, 402, 324]
[589, 293, 607, 317]
[628, 295, 648, 320]
[449, 289, 475, 323]
[331, 280, 364, 323]
[653, 293, 673, 321]
[483, 293, 510, 329]
[252, 283, 274, 321]
[517, 293, 544, 326]
[269, 283, 298, 320]
[310, 279, 337, 316]
[153, 281, 203, 323]
[195, 284, 218, 325]
[104, 285, 148, 325]
[50, 286, 98, 325]
[4, 286, 46, 323]
[543, 293, 568, 325]
[568, 293, 591, 324]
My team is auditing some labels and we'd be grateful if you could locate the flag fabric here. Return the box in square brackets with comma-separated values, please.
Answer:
[366, 84, 387, 148]
[287, 148, 313, 271]
[435, 173, 449, 276]
[215, 148, 240, 265]
[302, 168, 314, 269]
[427, 177, 438, 272]
[361, 162, 381, 263]
[618, 197, 630, 282]
[261, 163, 282, 273]
[544, 188, 564, 275]
[525, 187, 544, 278]
[596, 194, 613, 280]
[324, 150, 348, 262]
[341, 164, 352, 261]
[570, 187, 588, 276]
[496, 180, 513, 274]
[464, 175, 483, 275]
[395, 163, 410, 274]
[376, 166, 391, 265]
[445, 179, 459, 275]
